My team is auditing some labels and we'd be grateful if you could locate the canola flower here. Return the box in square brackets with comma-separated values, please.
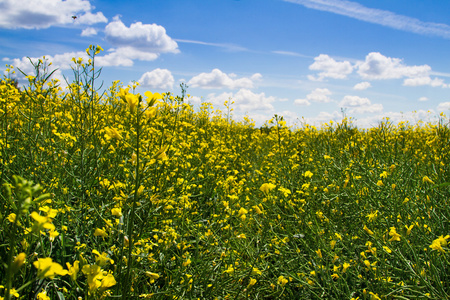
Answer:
[1, 49, 449, 299]
[33, 258, 68, 279]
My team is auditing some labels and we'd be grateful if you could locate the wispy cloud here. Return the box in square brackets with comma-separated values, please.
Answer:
[175, 39, 248, 52]
[272, 50, 312, 58]
[283, 0, 450, 39]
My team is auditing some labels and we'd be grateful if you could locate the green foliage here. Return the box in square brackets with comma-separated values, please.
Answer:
[0, 46, 449, 299]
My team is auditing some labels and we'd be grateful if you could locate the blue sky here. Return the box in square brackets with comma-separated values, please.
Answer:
[2, 0, 450, 127]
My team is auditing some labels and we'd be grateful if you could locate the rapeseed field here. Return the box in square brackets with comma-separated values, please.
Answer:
[1, 46, 449, 299]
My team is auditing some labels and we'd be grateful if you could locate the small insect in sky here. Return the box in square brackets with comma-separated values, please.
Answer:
[72, 16, 77, 20]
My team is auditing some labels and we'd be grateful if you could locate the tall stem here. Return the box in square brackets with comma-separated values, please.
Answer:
[122, 104, 141, 299]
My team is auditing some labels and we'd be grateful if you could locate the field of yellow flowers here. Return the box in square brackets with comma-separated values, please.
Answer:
[1, 46, 449, 299]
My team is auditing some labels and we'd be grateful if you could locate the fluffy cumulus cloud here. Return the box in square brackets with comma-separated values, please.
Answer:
[294, 98, 311, 106]
[437, 102, 450, 111]
[105, 18, 179, 54]
[340, 95, 371, 107]
[204, 88, 275, 113]
[188, 69, 262, 89]
[418, 97, 429, 102]
[353, 81, 371, 90]
[403, 77, 448, 87]
[296, 88, 333, 104]
[308, 54, 353, 81]
[357, 52, 430, 80]
[355, 52, 449, 88]
[81, 27, 97, 36]
[0, 0, 107, 29]
[89, 17, 180, 67]
[340, 95, 383, 114]
[138, 68, 174, 89]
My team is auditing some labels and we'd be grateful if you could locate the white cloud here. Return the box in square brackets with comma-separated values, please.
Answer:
[283, 0, 450, 39]
[418, 97, 429, 102]
[403, 76, 448, 88]
[204, 89, 275, 113]
[357, 52, 430, 80]
[105, 18, 179, 54]
[188, 69, 262, 89]
[437, 102, 450, 111]
[138, 68, 174, 89]
[298, 88, 333, 103]
[81, 27, 97, 36]
[294, 99, 311, 106]
[175, 39, 248, 52]
[349, 103, 383, 114]
[308, 54, 353, 81]
[272, 50, 310, 58]
[340, 95, 371, 107]
[340, 95, 383, 114]
[353, 81, 371, 90]
[0, 0, 107, 29]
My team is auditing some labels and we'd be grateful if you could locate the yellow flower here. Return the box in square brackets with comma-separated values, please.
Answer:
[30, 212, 55, 233]
[366, 210, 378, 222]
[104, 126, 123, 140]
[11, 252, 26, 274]
[82, 264, 102, 291]
[383, 246, 392, 254]
[8, 288, 19, 298]
[94, 227, 108, 238]
[92, 249, 114, 267]
[238, 207, 248, 216]
[252, 267, 262, 276]
[145, 272, 160, 283]
[7, 213, 20, 225]
[144, 106, 157, 118]
[111, 207, 122, 217]
[183, 258, 191, 267]
[260, 183, 276, 194]
[277, 275, 288, 286]
[125, 94, 139, 113]
[388, 227, 401, 242]
[303, 171, 313, 178]
[36, 290, 50, 300]
[144, 91, 163, 107]
[33, 257, 68, 279]
[429, 235, 450, 253]
[422, 176, 434, 184]
[253, 205, 263, 214]
[405, 224, 414, 236]
[342, 262, 350, 273]
[94, 45, 103, 55]
[223, 266, 234, 274]
[66, 260, 80, 281]
[247, 278, 257, 288]
[99, 273, 116, 291]
[316, 249, 322, 259]
[363, 225, 374, 235]
[49, 229, 59, 242]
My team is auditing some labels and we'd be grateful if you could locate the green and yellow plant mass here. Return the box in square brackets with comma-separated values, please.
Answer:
[0, 46, 449, 299]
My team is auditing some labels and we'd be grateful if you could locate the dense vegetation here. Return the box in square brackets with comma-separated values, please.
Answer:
[1, 46, 449, 299]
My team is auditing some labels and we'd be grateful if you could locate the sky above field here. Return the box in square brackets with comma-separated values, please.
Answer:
[2, 0, 450, 127]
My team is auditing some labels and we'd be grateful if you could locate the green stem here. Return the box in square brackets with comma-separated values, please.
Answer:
[122, 104, 141, 299]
